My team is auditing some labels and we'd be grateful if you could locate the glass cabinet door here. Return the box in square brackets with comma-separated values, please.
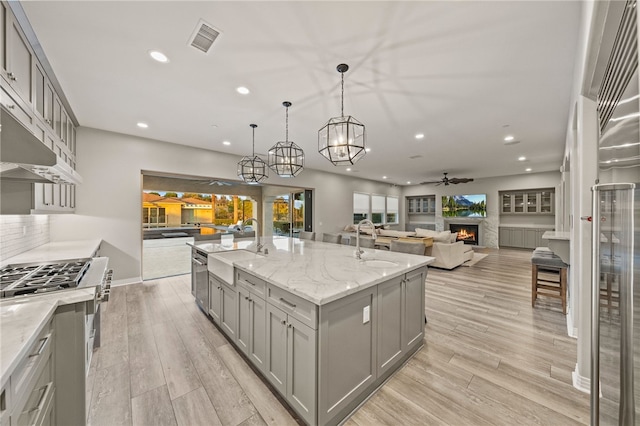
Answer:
[526, 192, 538, 213]
[408, 198, 415, 213]
[514, 194, 524, 213]
[540, 191, 552, 213]
[421, 198, 429, 213]
[502, 194, 512, 213]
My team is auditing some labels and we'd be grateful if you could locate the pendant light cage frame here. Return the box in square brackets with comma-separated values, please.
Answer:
[318, 63, 366, 166]
[269, 101, 305, 177]
[238, 124, 269, 184]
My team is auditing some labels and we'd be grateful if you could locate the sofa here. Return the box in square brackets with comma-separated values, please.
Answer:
[414, 228, 474, 269]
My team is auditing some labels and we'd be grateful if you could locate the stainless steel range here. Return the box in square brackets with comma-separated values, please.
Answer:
[0, 258, 92, 298]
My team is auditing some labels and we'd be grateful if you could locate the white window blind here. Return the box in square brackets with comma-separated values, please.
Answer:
[386, 196, 399, 223]
[372, 195, 385, 224]
[353, 193, 369, 213]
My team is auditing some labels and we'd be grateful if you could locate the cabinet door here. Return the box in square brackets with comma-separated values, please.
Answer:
[6, 15, 32, 105]
[208, 277, 221, 324]
[53, 97, 61, 139]
[499, 228, 511, 247]
[236, 286, 250, 356]
[403, 269, 425, 349]
[421, 198, 429, 213]
[44, 81, 54, 130]
[540, 191, 553, 213]
[511, 228, 524, 247]
[266, 303, 287, 395]
[0, 3, 5, 74]
[220, 284, 237, 339]
[250, 295, 267, 372]
[376, 276, 403, 376]
[287, 316, 316, 425]
[407, 198, 415, 214]
[34, 63, 45, 119]
[525, 192, 538, 213]
[523, 229, 537, 249]
[514, 193, 524, 213]
[502, 194, 512, 213]
[61, 109, 68, 146]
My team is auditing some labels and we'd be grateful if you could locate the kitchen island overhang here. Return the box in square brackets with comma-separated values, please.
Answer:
[192, 237, 434, 425]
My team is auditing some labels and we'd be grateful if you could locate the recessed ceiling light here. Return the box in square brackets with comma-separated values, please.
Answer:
[222, 141, 231, 146]
[407, 181, 411, 184]
[504, 135, 515, 142]
[518, 156, 526, 161]
[525, 168, 532, 172]
[365, 148, 371, 153]
[149, 50, 169, 63]
[415, 133, 424, 139]
[346, 168, 352, 172]
[137, 122, 149, 128]
[236, 86, 250, 95]
[382, 176, 388, 179]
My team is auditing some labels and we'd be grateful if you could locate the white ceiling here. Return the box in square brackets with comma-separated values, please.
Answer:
[20, 1, 582, 186]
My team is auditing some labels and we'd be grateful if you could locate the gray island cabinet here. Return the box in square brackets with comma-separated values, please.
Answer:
[199, 237, 433, 426]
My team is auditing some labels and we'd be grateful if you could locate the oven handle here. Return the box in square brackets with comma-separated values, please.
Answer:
[192, 258, 206, 266]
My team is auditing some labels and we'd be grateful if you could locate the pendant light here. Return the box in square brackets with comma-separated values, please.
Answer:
[318, 63, 366, 165]
[268, 101, 305, 177]
[237, 124, 268, 184]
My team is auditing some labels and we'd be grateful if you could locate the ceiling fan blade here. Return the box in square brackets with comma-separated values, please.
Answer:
[419, 180, 443, 185]
[449, 178, 474, 184]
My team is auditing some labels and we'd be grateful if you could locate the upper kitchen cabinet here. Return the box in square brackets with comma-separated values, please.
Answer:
[500, 189, 555, 215]
[1, 7, 32, 109]
[407, 195, 436, 214]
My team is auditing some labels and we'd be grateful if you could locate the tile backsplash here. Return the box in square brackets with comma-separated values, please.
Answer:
[0, 215, 50, 261]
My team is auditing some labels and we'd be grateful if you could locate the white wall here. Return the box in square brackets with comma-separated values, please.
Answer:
[401, 171, 561, 247]
[50, 127, 402, 283]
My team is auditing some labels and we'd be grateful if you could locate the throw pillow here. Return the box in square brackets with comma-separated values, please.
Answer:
[450, 232, 458, 243]
[433, 230, 451, 243]
[415, 228, 437, 238]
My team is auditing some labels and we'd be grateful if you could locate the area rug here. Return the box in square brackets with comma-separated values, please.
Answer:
[462, 252, 489, 267]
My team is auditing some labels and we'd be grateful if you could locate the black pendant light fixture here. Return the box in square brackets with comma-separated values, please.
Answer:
[318, 63, 366, 165]
[268, 101, 305, 177]
[237, 124, 268, 184]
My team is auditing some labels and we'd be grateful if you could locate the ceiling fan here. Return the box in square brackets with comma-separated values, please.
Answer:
[197, 179, 233, 186]
[420, 172, 474, 186]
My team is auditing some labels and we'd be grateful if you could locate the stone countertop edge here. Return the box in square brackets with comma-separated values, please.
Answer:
[205, 238, 434, 305]
[498, 224, 556, 229]
[0, 287, 97, 389]
[1, 239, 103, 268]
[541, 231, 571, 241]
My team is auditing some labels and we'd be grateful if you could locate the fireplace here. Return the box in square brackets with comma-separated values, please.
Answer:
[449, 223, 479, 245]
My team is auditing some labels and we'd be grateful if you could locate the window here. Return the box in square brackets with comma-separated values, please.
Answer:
[143, 207, 166, 228]
[386, 196, 399, 224]
[372, 195, 385, 224]
[353, 193, 369, 224]
[353, 193, 399, 225]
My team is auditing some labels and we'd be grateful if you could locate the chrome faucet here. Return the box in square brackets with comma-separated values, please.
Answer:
[241, 217, 263, 253]
[355, 219, 376, 260]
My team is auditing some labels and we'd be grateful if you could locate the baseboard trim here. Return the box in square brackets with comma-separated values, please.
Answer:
[572, 363, 592, 394]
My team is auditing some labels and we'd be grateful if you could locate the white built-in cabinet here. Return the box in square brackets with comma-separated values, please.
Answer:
[407, 195, 436, 214]
[500, 189, 554, 215]
[1, 1, 78, 214]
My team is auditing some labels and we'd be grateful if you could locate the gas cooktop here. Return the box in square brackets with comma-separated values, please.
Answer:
[0, 258, 92, 298]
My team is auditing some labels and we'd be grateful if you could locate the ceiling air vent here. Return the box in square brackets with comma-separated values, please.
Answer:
[188, 19, 221, 54]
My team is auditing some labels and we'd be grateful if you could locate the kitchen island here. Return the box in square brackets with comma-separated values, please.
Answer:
[191, 237, 434, 425]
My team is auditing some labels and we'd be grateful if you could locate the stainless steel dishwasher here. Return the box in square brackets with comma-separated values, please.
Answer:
[191, 247, 209, 311]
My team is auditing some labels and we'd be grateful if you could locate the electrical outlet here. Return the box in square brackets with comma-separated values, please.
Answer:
[363, 305, 370, 324]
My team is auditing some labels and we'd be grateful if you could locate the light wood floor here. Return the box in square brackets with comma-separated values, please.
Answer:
[88, 248, 592, 426]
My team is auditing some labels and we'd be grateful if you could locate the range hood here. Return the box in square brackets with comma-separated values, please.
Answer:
[0, 105, 82, 184]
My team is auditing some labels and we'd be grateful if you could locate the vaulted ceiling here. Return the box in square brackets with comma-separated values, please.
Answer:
[20, 1, 582, 185]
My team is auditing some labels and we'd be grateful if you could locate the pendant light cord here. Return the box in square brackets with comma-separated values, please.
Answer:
[340, 71, 345, 118]
[252, 125, 256, 156]
[285, 105, 289, 142]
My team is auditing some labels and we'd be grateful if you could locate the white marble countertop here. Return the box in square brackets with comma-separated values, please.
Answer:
[0, 287, 97, 389]
[542, 231, 570, 241]
[207, 237, 434, 305]
[1, 239, 102, 267]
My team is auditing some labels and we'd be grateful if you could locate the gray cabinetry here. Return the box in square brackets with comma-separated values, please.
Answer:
[208, 273, 237, 339]
[500, 189, 555, 215]
[237, 281, 267, 373]
[376, 277, 402, 376]
[499, 227, 552, 249]
[403, 268, 426, 349]
[3, 11, 32, 108]
[33, 183, 75, 214]
[266, 302, 317, 425]
[407, 195, 436, 214]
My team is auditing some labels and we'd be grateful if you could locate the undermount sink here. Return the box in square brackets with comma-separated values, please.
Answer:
[360, 259, 399, 267]
[209, 250, 264, 284]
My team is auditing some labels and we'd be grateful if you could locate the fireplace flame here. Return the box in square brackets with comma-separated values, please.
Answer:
[457, 229, 476, 240]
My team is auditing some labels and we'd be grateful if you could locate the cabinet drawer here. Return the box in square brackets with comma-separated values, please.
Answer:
[11, 323, 53, 411]
[12, 374, 54, 426]
[267, 284, 317, 329]
[236, 270, 266, 299]
[1, 85, 32, 129]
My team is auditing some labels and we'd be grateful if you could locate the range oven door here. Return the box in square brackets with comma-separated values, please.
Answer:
[192, 248, 208, 311]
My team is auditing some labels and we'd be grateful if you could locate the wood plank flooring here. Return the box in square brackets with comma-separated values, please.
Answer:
[88, 248, 590, 426]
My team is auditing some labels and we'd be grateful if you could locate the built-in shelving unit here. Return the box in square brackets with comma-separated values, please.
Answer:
[406, 195, 436, 232]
